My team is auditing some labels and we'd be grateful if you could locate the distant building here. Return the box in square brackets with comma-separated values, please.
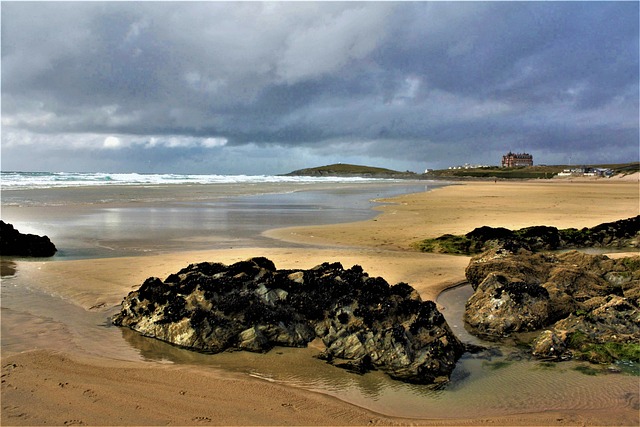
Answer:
[448, 163, 490, 170]
[501, 152, 533, 167]
[557, 167, 614, 178]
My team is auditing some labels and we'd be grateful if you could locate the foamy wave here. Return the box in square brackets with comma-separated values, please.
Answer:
[1, 171, 397, 189]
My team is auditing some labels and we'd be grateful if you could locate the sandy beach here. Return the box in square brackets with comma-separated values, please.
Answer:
[2, 178, 639, 426]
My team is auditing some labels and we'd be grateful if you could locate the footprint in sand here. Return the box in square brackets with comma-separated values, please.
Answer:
[2, 363, 19, 372]
[3, 405, 28, 419]
[2, 363, 20, 380]
[82, 389, 98, 402]
[281, 402, 297, 410]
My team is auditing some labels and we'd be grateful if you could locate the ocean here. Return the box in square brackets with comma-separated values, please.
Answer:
[0, 170, 397, 190]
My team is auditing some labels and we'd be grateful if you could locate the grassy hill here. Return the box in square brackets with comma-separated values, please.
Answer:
[286, 162, 639, 180]
[285, 163, 418, 178]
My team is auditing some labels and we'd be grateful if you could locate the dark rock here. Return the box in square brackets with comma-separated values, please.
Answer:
[562, 216, 640, 248]
[466, 226, 514, 242]
[113, 258, 465, 384]
[0, 220, 57, 257]
[464, 273, 551, 336]
[514, 226, 562, 250]
[464, 248, 640, 363]
[419, 216, 640, 255]
[465, 250, 552, 290]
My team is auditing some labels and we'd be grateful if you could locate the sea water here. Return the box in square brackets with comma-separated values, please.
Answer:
[1, 176, 431, 259]
[1, 170, 398, 190]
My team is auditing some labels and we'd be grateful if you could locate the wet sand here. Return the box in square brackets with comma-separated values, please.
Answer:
[265, 178, 640, 251]
[2, 178, 639, 426]
[1, 182, 432, 259]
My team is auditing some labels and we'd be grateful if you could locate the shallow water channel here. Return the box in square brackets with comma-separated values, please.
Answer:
[4, 267, 637, 420]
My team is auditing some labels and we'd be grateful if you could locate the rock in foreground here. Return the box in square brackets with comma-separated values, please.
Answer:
[0, 220, 57, 257]
[113, 258, 464, 384]
[464, 249, 640, 363]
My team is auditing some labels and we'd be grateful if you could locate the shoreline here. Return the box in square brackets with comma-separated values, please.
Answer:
[0, 180, 434, 260]
[2, 179, 639, 426]
[264, 179, 640, 251]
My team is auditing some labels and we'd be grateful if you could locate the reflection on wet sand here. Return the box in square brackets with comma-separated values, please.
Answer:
[117, 286, 638, 420]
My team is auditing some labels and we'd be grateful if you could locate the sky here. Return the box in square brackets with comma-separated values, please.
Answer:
[1, 1, 638, 175]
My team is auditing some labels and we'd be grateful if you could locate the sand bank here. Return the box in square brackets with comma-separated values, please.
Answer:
[265, 180, 640, 251]
[2, 179, 639, 426]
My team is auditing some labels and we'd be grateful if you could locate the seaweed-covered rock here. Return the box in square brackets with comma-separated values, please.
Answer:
[465, 249, 640, 363]
[532, 295, 640, 364]
[0, 221, 57, 257]
[465, 249, 551, 290]
[113, 258, 465, 384]
[417, 216, 640, 255]
[563, 216, 640, 248]
[464, 273, 551, 336]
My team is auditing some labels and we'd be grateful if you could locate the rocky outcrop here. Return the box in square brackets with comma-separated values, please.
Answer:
[417, 216, 640, 255]
[464, 248, 640, 363]
[476, 216, 640, 252]
[465, 272, 552, 336]
[0, 221, 57, 257]
[113, 258, 465, 384]
[531, 296, 640, 363]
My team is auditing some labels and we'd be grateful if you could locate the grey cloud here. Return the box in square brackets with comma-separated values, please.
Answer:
[1, 2, 637, 174]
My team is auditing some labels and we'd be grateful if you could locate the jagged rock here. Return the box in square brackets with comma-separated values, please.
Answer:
[465, 250, 551, 290]
[465, 225, 564, 252]
[464, 273, 551, 336]
[531, 329, 568, 360]
[113, 257, 464, 384]
[418, 216, 640, 255]
[567, 216, 640, 248]
[0, 220, 57, 257]
[470, 216, 640, 252]
[465, 248, 640, 363]
[532, 294, 640, 364]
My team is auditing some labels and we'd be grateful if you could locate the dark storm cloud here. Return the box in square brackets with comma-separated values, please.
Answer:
[1, 2, 638, 173]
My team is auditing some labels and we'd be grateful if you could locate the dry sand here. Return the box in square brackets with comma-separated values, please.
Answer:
[265, 179, 640, 251]
[2, 179, 639, 426]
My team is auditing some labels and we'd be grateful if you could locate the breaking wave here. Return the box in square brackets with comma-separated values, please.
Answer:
[1, 171, 398, 190]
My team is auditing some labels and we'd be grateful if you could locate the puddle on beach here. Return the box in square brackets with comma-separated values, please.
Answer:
[2, 268, 638, 420]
